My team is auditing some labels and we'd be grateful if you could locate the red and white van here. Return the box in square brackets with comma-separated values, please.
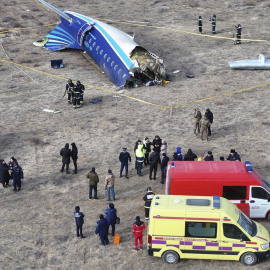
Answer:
[165, 161, 270, 220]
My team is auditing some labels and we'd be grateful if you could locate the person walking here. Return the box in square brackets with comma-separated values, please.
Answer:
[200, 115, 210, 141]
[184, 149, 197, 161]
[71, 142, 78, 174]
[60, 143, 71, 174]
[227, 149, 241, 161]
[132, 216, 146, 251]
[104, 169, 115, 201]
[66, 79, 74, 104]
[198, 16, 203, 33]
[194, 108, 202, 135]
[119, 147, 131, 179]
[95, 214, 109, 245]
[135, 144, 144, 177]
[74, 206, 85, 238]
[143, 187, 155, 220]
[0, 159, 10, 188]
[13, 163, 24, 191]
[105, 203, 117, 236]
[86, 167, 99, 200]
[149, 148, 160, 180]
[160, 153, 169, 184]
[205, 108, 213, 137]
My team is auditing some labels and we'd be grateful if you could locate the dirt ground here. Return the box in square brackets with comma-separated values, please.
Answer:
[1, 0, 270, 269]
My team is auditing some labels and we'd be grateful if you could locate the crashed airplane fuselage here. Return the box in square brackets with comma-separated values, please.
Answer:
[34, 0, 166, 88]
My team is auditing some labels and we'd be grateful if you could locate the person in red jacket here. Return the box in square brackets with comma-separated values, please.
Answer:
[132, 216, 146, 251]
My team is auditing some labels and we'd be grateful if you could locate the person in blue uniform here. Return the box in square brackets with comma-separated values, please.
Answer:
[119, 147, 131, 179]
[74, 206, 85, 238]
[95, 214, 109, 245]
[105, 203, 117, 236]
[13, 163, 24, 191]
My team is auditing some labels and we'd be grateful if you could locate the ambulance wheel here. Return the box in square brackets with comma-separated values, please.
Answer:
[241, 252, 257, 266]
[162, 251, 179, 264]
[266, 212, 270, 221]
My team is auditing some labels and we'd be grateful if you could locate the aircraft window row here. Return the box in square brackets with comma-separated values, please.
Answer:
[87, 41, 126, 77]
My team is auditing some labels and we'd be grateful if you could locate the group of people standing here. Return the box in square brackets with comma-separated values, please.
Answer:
[60, 142, 78, 174]
[194, 108, 213, 141]
[65, 79, 85, 109]
[198, 15, 242, 44]
[0, 157, 23, 191]
[74, 202, 119, 245]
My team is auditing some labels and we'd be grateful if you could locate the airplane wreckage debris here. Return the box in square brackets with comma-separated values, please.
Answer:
[228, 54, 270, 69]
[34, 0, 166, 89]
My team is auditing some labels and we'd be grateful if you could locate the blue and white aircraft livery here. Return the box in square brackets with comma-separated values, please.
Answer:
[34, 0, 166, 88]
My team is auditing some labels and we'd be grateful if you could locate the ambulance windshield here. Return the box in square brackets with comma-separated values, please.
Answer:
[262, 180, 270, 192]
[238, 211, 257, 237]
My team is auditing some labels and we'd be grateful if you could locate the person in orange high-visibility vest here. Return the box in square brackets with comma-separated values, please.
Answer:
[132, 216, 146, 251]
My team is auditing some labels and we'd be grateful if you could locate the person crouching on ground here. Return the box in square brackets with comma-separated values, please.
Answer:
[132, 216, 146, 251]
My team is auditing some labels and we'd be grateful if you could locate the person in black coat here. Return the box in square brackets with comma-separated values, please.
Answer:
[60, 143, 71, 174]
[74, 206, 85, 238]
[0, 159, 10, 188]
[13, 163, 24, 191]
[160, 153, 169, 184]
[184, 149, 197, 161]
[205, 109, 213, 136]
[152, 135, 162, 153]
[143, 187, 155, 219]
[227, 149, 241, 161]
[95, 214, 109, 245]
[71, 142, 78, 174]
[104, 203, 117, 236]
[204, 151, 214, 161]
[149, 149, 160, 180]
[198, 16, 202, 33]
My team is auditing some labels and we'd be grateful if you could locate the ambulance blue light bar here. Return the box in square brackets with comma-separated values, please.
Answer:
[171, 162, 175, 167]
[213, 196, 220, 208]
[245, 161, 253, 172]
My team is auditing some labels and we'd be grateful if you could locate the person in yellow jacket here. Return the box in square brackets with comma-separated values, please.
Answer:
[135, 144, 144, 177]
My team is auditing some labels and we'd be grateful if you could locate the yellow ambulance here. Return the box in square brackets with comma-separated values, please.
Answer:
[147, 195, 270, 266]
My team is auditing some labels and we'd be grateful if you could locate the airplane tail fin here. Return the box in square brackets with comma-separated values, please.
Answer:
[38, 0, 72, 23]
[33, 22, 82, 51]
